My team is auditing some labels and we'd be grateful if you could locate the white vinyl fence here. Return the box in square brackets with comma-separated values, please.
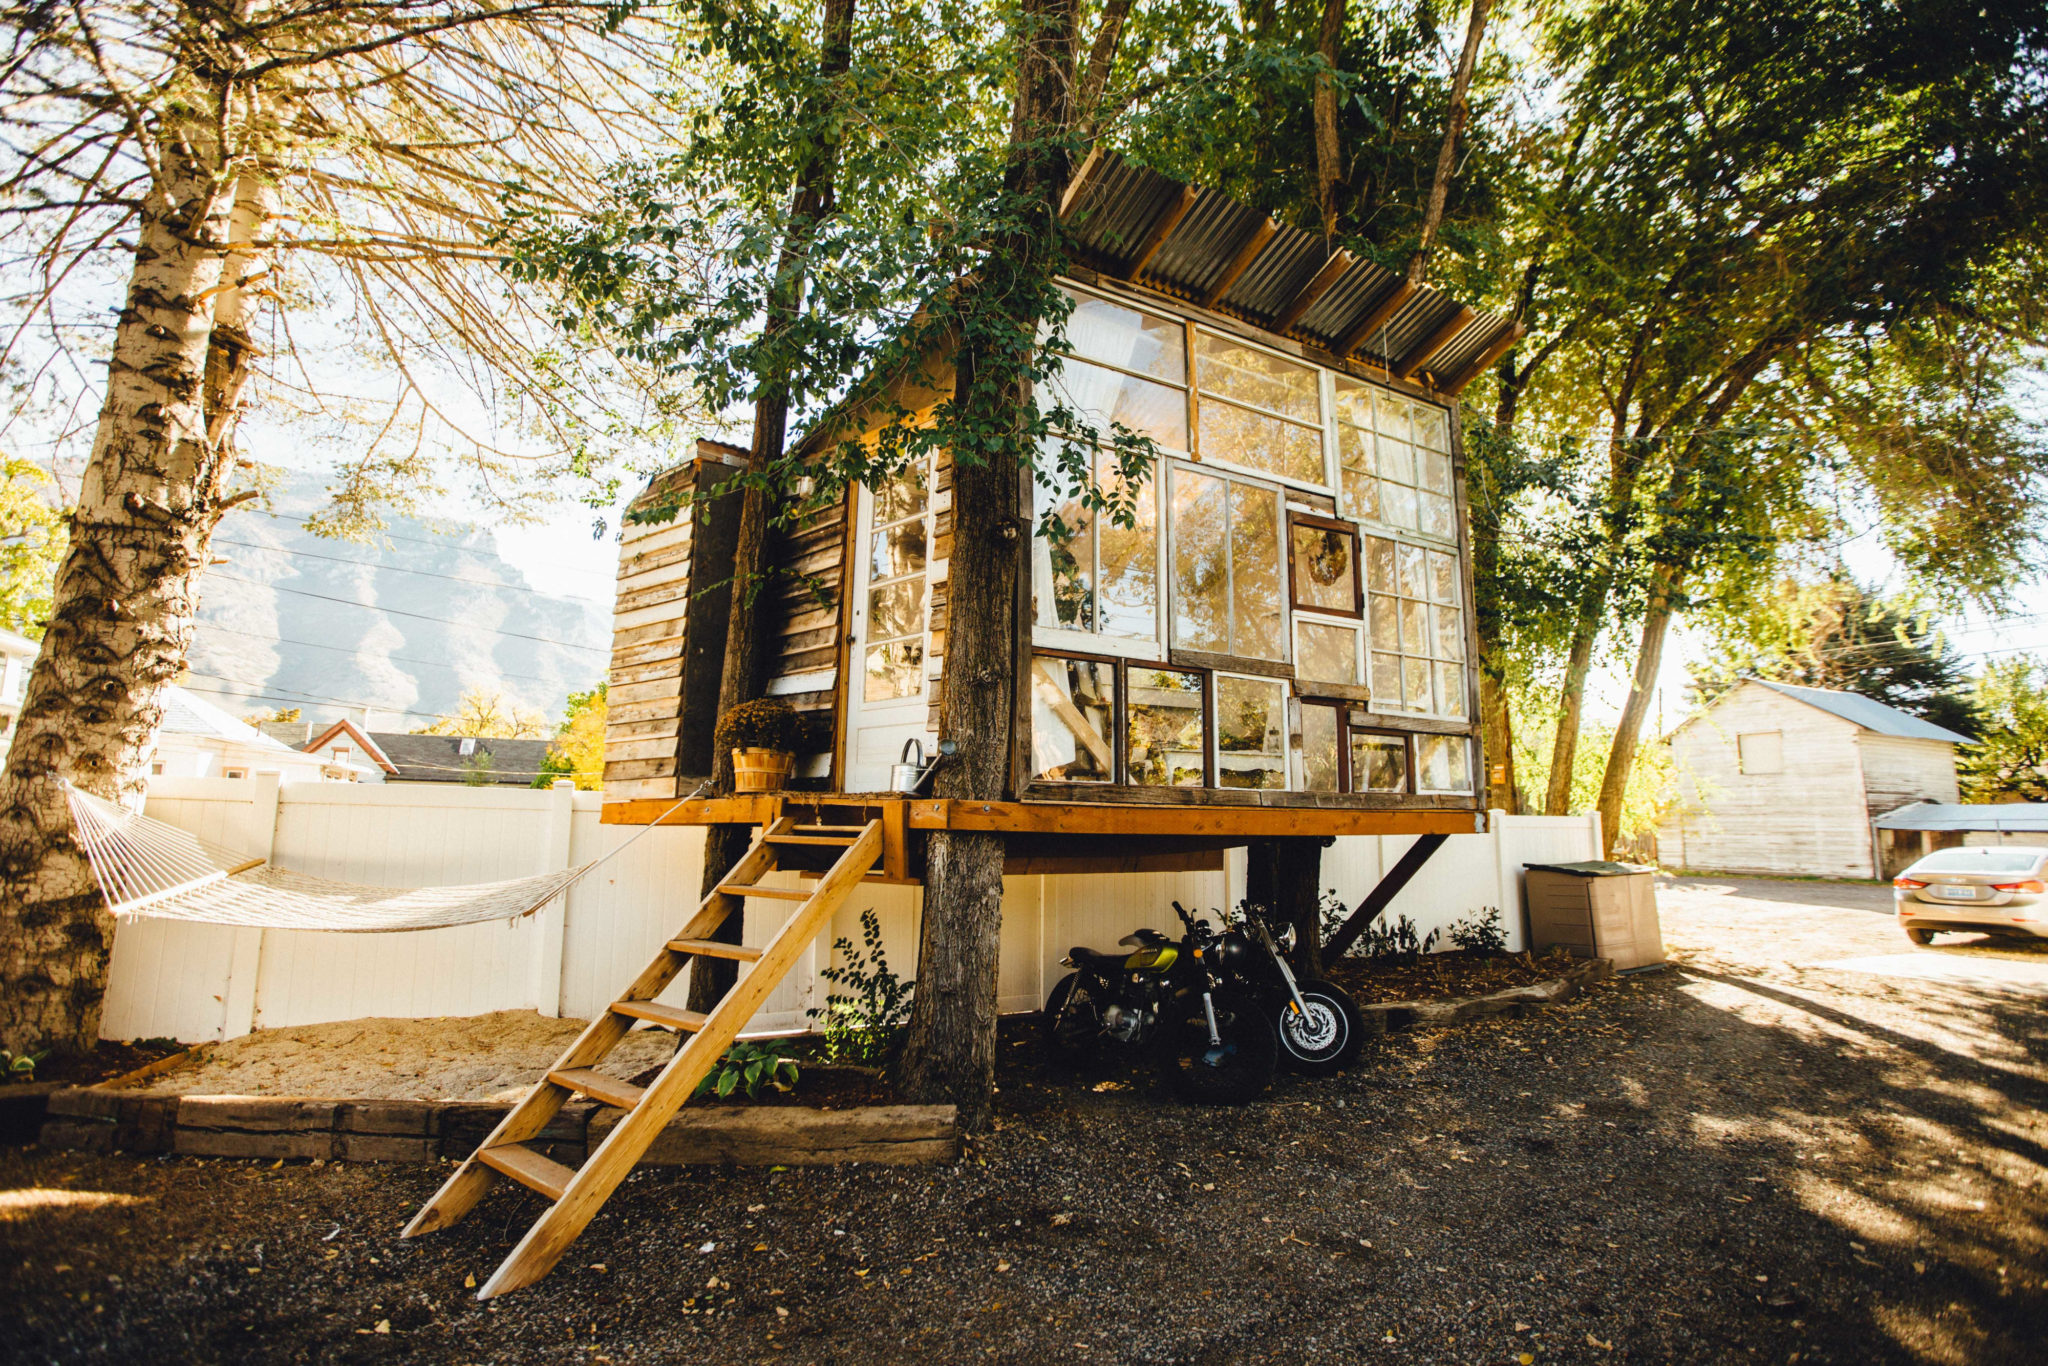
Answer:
[103, 777, 1601, 1043]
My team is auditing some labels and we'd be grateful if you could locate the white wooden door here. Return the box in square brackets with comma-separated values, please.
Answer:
[842, 454, 940, 790]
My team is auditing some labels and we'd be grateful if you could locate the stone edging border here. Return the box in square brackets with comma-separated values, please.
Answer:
[1353, 955, 1617, 1033]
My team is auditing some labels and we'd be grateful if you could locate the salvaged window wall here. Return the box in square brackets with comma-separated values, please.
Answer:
[1029, 280, 1477, 801]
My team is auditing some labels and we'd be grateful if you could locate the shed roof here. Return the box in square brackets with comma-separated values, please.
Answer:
[161, 687, 302, 753]
[367, 732, 554, 786]
[1060, 150, 1519, 389]
[1748, 679, 1973, 744]
[1874, 801, 2048, 833]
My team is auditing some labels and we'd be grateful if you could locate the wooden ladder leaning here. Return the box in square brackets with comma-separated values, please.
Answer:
[402, 815, 884, 1298]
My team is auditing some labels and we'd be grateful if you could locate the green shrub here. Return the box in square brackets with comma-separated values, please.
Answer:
[715, 698, 804, 753]
[808, 908, 915, 1066]
[1360, 914, 1439, 961]
[1448, 906, 1508, 954]
[695, 1039, 801, 1100]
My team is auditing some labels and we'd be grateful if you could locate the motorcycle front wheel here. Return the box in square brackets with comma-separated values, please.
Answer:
[1157, 988, 1277, 1104]
[1273, 979, 1366, 1075]
[1041, 973, 1104, 1069]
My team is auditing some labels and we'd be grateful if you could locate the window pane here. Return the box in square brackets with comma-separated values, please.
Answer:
[1413, 405, 1449, 452]
[864, 639, 923, 701]
[1419, 734, 1473, 793]
[1366, 536, 1396, 592]
[1096, 461, 1157, 639]
[1418, 448, 1453, 495]
[1128, 668, 1206, 787]
[1043, 355, 1188, 451]
[1292, 523, 1358, 613]
[1342, 467, 1381, 524]
[1398, 543, 1429, 599]
[1404, 656, 1435, 713]
[1352, 734, 1408, 793]
[1169, 468, 1229, 653]
[1436, 661, 1468, 718]
[1194, 332, 1320, 423]
[872, 461, 928, 523]
[1420, 491, 1455, 540]
[868, 578, 927, 640]
[1376, 395, 1412, 442]
[1197, 398, 1325, 485]
[1056, 289, 1186, 383]
[1376, 438, 1414, 486]
[1398, 596, 1429, 655]
[1032, 469, 1094, 632]
[1333, 376, 1374, 430]
[1382, 481, 1418, 531]
[1216, 675, 1286, 790]
[1299, 705, 1341, 792]
[1428, 549, 1459, 604]
[1229, 483, 1285, 660]
[1371, 651, 1402, 704]
[1030, 656, 1116, 782]
[1369, 594, 1399, 650]
[870, 520, 928, 584]
[1434, 605, 1466, 661]
[1297, 620, 1360, 684]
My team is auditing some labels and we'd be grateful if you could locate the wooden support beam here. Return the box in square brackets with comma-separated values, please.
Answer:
[1334, 280, 1418, 360]
[1321, 833, 1450, 961]
[1442, 321, 1527, 395]
[1269, 251, 1354, 336]
[1125, 184, 1199, 279]
[1200, 217, 1276, 308]
[1058, 145, 1106, 219]
[1394, 306, 1477, 382]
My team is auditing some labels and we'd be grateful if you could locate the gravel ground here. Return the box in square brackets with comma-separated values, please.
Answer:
[4, 876, 2045, 1365]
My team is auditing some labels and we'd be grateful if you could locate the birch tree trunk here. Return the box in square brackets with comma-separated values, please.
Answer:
[896, 0, 1079, 1129]
[1594, 561, 1682, 854]
[0, 155, 237, 1056]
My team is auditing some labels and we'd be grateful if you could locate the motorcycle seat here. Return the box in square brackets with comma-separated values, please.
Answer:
[1067, 946, 1129, 971]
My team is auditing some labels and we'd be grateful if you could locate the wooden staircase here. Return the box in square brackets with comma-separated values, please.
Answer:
[402, 815, 884, 1297]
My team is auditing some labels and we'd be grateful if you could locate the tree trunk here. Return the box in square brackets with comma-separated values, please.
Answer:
[690, 0, 858, 1015]
[1312, 0, 1347, 238]
[1594, 561, 1682, 856]
[1543, 597, 1600, 815]
[0, 158, 236, 1057]
[1479, 666, 1517, 813]
[896, 0, 1079, 1130]
[1407, 0, 1494, 283]
[1247, 837, 1326, 976]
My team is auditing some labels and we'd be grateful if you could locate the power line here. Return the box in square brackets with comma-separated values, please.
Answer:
[245, 508, 620, 577]
[208, 573, 608, 653]
[212, 537, 607, 605]
[191, 620, 592, 689]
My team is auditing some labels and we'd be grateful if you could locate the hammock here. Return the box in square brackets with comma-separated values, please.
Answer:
[64, 781, 701, 933]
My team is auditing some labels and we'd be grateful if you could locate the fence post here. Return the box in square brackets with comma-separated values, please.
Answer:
[1489, 809, 1526, 952]
[1588, 809, 1606, 862]
[220, 772, 281, 1039]
[533, 781, 577, 1018]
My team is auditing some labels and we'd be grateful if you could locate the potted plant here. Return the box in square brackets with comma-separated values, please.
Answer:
[715, 698, 804, 793]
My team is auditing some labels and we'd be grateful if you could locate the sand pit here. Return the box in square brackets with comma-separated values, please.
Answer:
[124, 1011, 679, 1102]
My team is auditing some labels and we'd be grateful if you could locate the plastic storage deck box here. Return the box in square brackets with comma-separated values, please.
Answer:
[1524, 861, 1664, 971]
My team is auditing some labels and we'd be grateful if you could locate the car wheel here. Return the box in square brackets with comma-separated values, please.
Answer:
[1905, 928, 1935, 946]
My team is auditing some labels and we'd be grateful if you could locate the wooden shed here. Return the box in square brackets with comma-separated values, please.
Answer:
[599, 151, 1524, 887]
[1657, 678, 1971, 880]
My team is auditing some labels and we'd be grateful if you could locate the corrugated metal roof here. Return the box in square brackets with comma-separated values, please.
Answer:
[1874, 801, 2048, 833]
[1062, 149, 1515, 384]
[1750, 679, 1975, 744]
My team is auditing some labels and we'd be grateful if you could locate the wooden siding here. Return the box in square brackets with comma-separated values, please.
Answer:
[1659, 680, 1877, 878]
[761, 488, 852, 778]
[1857, 734, 1960, 817]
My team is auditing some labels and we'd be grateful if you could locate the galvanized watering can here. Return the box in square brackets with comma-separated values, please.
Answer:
[890, 738, 945, 794]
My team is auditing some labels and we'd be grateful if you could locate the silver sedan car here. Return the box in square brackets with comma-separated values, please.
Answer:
[1894, 846, 2048, 944]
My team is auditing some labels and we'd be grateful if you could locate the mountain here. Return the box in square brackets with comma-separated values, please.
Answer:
[184, 472, 611, 731]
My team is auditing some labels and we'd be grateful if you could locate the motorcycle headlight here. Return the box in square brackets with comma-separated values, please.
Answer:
[1273, 922, 1297, 953]
[1218, 931, 1252, 969]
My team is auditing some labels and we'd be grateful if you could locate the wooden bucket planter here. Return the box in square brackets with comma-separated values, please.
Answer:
[731, 748, 793, 793]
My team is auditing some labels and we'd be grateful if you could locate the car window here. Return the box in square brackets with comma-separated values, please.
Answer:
[1907, 848, 2046, 875]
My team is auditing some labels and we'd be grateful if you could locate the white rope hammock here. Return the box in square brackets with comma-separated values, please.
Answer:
[64, 781, 699, 933]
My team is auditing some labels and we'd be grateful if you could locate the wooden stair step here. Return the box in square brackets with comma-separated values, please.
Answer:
[478, 1143, 575, 1201]
[666, 938, 764, 962]
[548, 1068, 646, 1111]
[792, 823, 873, 833]
[766, 833, 860, 846]
[610, 1000, 709, 1032]
[717, 882, 809, 902]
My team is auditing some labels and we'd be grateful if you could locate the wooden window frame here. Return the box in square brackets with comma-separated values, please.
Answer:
[1123, 657, 1214, 790]
[1287, 512, 1363, 619]
[1163, 460, 1292, 669]
[1028, 649, 1124, 785]
[1343, 715, 1416, 796]
[1295, 697, 1349, 793]
[1187, 324, 1335, 494]
[1213, 670, 1290, 794]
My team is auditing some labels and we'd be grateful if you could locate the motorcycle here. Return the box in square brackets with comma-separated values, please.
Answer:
[1193, 900, 1367, 1076]
[1042, 901, 1278, 1104]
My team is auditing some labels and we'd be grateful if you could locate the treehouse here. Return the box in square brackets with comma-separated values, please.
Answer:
[600, 151, 1521, 878]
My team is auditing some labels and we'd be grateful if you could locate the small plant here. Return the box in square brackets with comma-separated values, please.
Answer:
[1448, 906, 1508, 954]
[1316, 890, 1354, 954]
[2, 1048, 48, 1084]
[715, 698, 804, 753]
[808, 907, 915, 1066]
[1360, 914, 1439, 961]
[695, 1039, 801, 1100]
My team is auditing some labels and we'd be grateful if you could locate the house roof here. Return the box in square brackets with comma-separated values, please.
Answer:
[1874, 801, 2048, 833]
[1748, 679, 1973, 745]
[302, 718, 399, 775]
[0, 626, 38, 657]
[367, 732, 554, 785]
[161, 687, 303, 753]
[1060, 149, 1519, 390]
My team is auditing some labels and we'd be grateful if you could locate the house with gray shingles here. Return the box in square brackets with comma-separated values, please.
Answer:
[1658, 678, 1972, 880]
[363, 731, 554, 787]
